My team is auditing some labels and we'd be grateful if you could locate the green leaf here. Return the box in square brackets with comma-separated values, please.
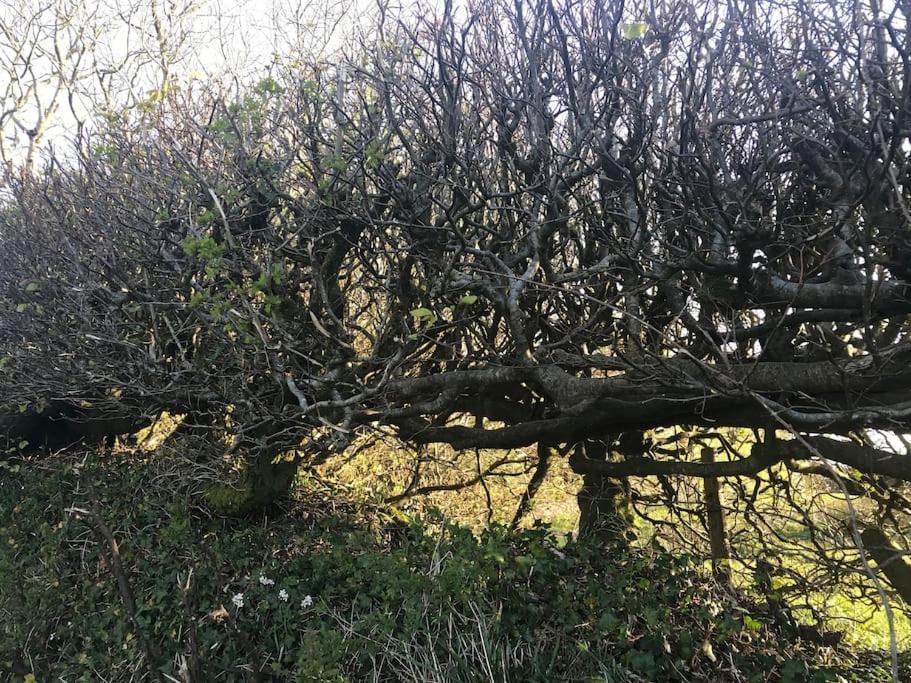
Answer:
[780, 659, 807, 683]
[410, 307, 435, 321]
[458, 294, 478, 306]
[197, 208, 215, 226]
[25, 282, 39, 292]
[515, 554, 534, 568]
[15, 303, 28, 313]
[622, 21, 648, 40]
[254, 77, 283, 96]
[743, 615, 762, 632]
[324, 155, 347, 172]
[17, 440, 28, 449]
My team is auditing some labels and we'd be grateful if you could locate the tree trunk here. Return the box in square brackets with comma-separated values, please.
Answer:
[575, 439, 632, 541]
[203, 419, 302, 516]
[511, 442, 552, 529]
[861, 527, 911, 605]
[701, 446, 730, 581]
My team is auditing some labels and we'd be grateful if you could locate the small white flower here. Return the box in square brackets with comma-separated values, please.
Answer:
[258, 575, 275, 586]
[278, 589, 289, 602]
[300, 594, 314, 608]
[232, 593, 245, 608]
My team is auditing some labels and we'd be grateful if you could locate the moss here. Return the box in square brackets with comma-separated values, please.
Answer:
[204, 455, 300, 516]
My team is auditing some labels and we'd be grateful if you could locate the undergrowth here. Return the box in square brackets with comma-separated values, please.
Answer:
[0, 450, 906, 682]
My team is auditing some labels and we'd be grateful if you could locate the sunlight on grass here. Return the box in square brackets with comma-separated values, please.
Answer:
[317, 434, 911, 657]
[816, 591, 911, 651]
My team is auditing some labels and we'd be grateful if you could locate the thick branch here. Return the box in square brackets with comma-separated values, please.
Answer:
[757, 436, 911, 483]
[861, 527, 911, 605]
[755, 273, 911, 312]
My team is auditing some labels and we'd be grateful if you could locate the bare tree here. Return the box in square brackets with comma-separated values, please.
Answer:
[3, 0, 911, 651]
[0, 0, 101, 170]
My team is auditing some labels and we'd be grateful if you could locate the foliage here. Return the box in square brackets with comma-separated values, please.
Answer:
[321, 432, 911, 654]
[0, 451, 905, 682]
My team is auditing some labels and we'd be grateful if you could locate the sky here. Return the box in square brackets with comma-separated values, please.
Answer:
[0, 0, 385, 167]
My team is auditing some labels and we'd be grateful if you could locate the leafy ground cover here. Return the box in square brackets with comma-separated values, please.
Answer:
[0, 450, 906, 682]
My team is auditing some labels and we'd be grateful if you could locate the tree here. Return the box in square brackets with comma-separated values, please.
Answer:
[3, 0, 911, 626]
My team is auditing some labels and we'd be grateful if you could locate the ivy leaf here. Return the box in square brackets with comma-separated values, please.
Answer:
[622, 21, 648, 40]
[458, 294, 478, 306]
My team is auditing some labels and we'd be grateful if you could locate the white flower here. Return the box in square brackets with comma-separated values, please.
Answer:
[232, 593, 245, 608]
[300, 594, 314, 608]
[278, 589, 289, 602]
[258, 575, 275, 586]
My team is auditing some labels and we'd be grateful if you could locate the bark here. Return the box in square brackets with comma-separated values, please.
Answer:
[701, 447, 730, 581]
[574, 440, 633, 541]
[246, 447, 301, 509]
[861, 527, 911, 605]
[760, 437, 911, 482]
[1, 407, 149, 454]
[385, 349, 911, 409]
[388, 347, 911, 450]
[755, 272, 911, 313]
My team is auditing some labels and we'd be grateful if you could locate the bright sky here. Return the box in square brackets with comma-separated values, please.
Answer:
[0, 0, 384, 166]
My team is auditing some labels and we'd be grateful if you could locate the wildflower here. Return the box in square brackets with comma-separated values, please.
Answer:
[258, 575, 275, 586]
[231, 593, 245, 608]
[278, 589, 289, 602]
[300, 594, 314, 608]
